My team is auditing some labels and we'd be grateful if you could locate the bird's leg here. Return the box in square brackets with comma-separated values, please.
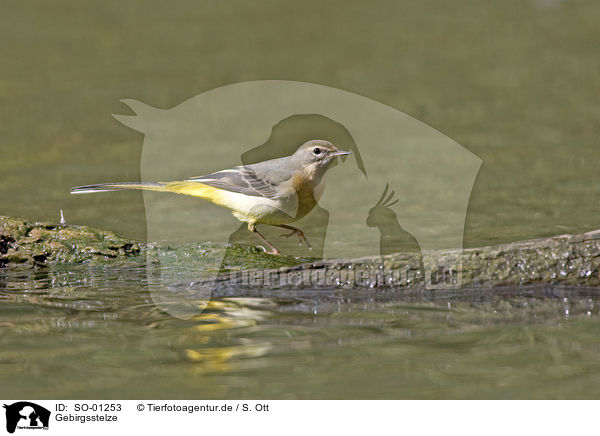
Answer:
[249, 224, 281, 255]
[275, 224, 312, 251]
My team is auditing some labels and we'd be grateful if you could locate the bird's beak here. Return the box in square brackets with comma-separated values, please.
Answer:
[333, 150, 352, 156]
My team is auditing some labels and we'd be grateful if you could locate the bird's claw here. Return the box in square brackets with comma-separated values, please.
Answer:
[280, 228, 312, 250]
[257, 245, 280, 255]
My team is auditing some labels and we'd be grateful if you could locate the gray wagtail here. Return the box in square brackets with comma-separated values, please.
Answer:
[71, 140, 351, 254]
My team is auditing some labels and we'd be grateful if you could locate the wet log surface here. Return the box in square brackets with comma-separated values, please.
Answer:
[2, 216, 599, 288]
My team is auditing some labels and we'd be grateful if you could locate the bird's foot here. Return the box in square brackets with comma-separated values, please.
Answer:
[280, 228, 312, 251]
[251, 226, 281, 255]
[257, 245, 281, 255]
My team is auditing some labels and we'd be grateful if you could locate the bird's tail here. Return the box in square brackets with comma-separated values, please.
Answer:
[71, 181, 224, 202]
[70, 182, 169, 194]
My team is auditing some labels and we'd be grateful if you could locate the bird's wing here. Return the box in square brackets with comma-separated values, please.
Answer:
[186, 163, 290, 200]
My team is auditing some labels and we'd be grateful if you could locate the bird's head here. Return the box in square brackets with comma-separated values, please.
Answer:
[293, 140, 352, 169]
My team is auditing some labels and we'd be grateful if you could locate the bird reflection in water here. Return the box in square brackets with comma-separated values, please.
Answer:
[160, 299, 274, 375]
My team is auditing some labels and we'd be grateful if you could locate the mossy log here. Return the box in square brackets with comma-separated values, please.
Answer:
[2, 215, 599, 288]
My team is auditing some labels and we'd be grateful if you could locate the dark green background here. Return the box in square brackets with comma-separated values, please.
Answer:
[2, 0, 599, 246]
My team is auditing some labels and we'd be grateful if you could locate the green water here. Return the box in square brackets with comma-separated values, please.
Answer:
[2, 0, 600, 398]
[2, 264, 600, 399]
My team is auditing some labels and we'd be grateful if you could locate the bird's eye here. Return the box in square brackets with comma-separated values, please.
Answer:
[312, 147, 322, 155]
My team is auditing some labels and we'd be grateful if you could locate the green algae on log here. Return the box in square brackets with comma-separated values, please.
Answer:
[2, 215, 600, 288]
[0, 216, 306, 270]
[0, 215, 143, 266]
[220, 230, 600, 289]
